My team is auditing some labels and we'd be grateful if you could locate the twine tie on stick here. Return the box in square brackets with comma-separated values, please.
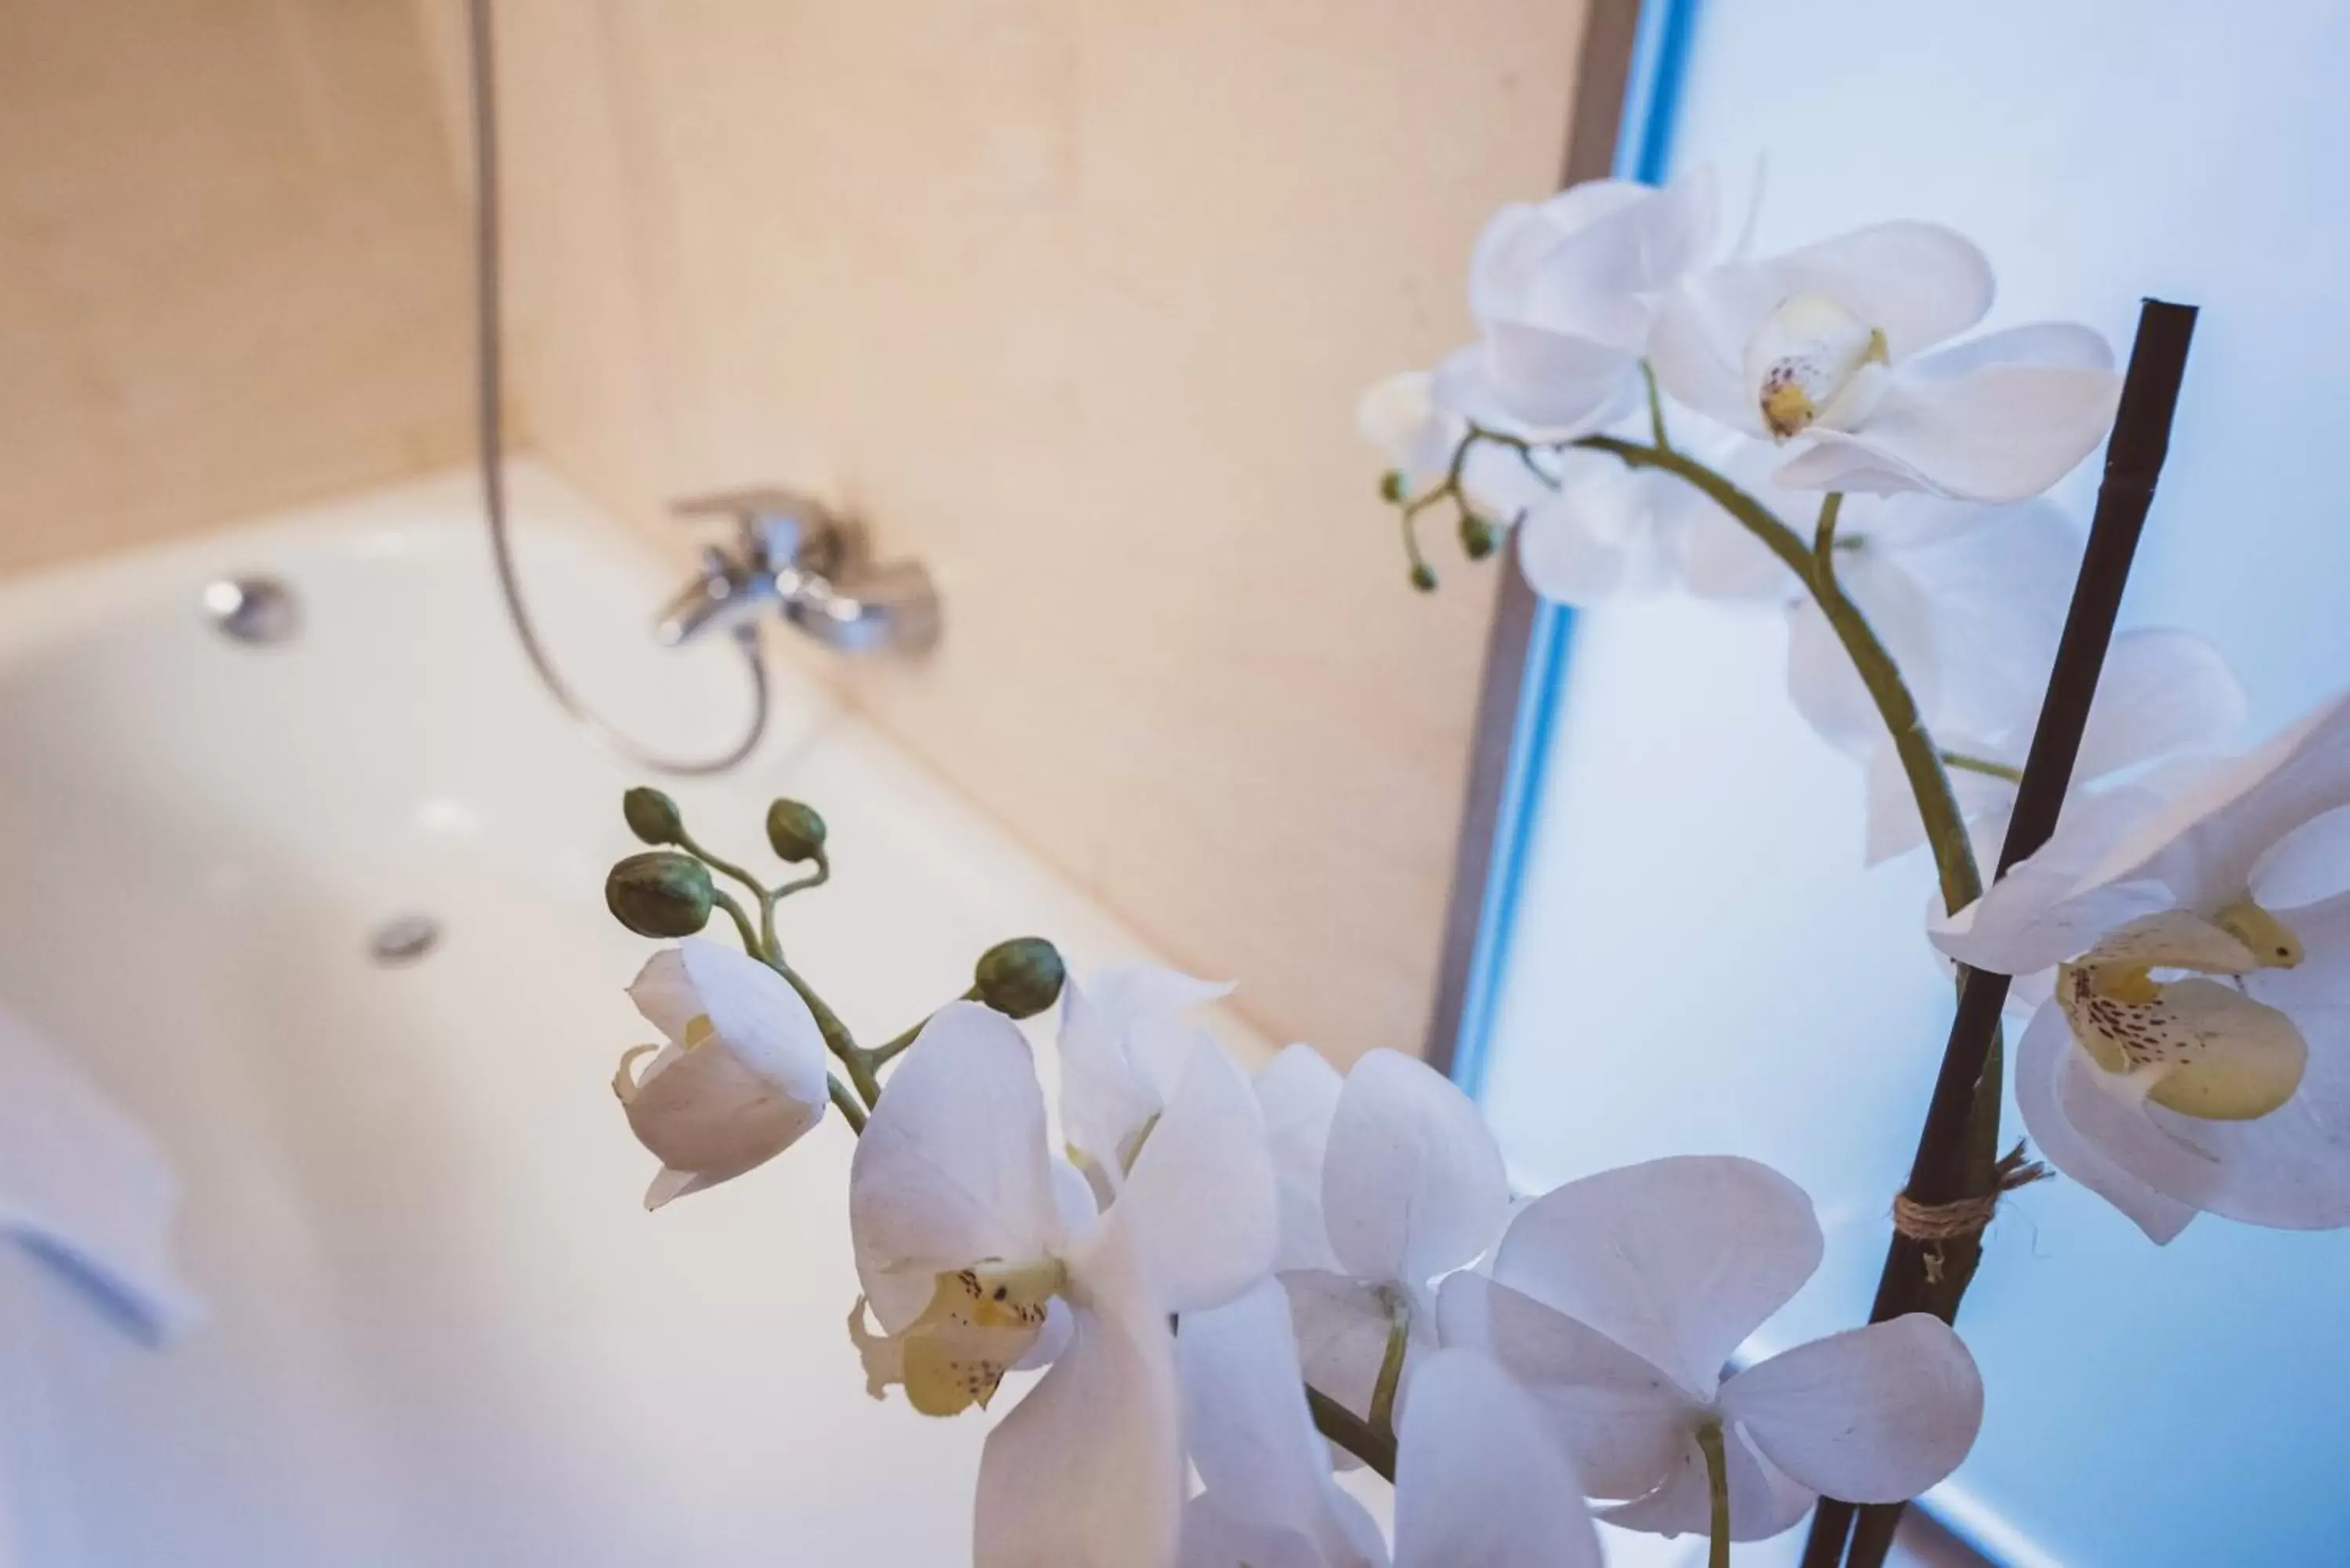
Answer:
[1892, 1142, 2050, 1282]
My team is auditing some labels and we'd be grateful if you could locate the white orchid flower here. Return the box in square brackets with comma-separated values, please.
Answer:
[1058, 962, 1234, 1201]
[610, 938, 830, 1210]
[1935, 689, 2350, 1241]
[1433, 171, 1719, 439]
[1355, 370, 1552, 522]
[1253, 1046, 1509, 1422]
[1178, 1277, 1601, 1568]
[1866, 626, 2247, 868]
[848, 1002, 1275, 1568]
[1441, 1156, 1984, 1542]
[1649, 222, 2122, 502]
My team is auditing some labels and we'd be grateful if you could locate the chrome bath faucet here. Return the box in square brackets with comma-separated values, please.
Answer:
[656, 490, 939, 657]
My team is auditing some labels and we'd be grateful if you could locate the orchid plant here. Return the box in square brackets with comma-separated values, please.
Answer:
[588, 170, 2350, 1568]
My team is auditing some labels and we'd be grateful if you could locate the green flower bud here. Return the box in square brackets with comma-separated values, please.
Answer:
[1408, 562, 1438, 593]
[606, 851, 714, 938]
[765, 798, 829, 863]
[1378, 468, 1408, 504]
[974, 938, 1066, 1020]
[1459, 515, 1497, 561]
[622, 786, 686, 846]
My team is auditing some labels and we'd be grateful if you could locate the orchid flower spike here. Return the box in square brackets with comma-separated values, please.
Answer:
[847, 1003, 1275, 1568]
[1649, 222, 2122, 502]
[1177, 1278, 1602, 1568]
[1253, 1046, 1509, 1425]
[1434, 171, 1719, 439]
[611, 938, 830, 1210]
[1936, 688, 2350, 1241]
[1441, 1155, 1984, 1542]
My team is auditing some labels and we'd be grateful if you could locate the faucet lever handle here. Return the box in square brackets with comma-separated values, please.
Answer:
[669, 488, 851, 575]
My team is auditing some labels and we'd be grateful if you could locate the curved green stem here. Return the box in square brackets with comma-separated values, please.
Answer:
[1368, 1295, 1412, 1432]
[677, 829, 767, 906]
[772, 956, 880, 1107]
[1306, 1386, 1396, 1482]
[1571, 436, 1983, 919]
[1943, 749, 2024, 785]
[1697, 1419, 1732, 1568]
[826, 1075, 868, 1134]
[1641, 360, 1672, 453]
[708, 889, 762, 957]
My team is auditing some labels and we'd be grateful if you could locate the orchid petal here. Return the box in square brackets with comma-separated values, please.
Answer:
[1059, 963, 1231, 1180]
[627, 939, 828, 1100]
[1321, 1050, 1509, 1291]
[1118, 1039, 1278, 1313]
[1492, 1155, 1821, 1399]
[1720, 1315, 1983, 1503]
[849, 1003, 1063, 1330]
[2081, 688, 2350, 911]
[1776, 324, 2121, 502]
[1436, 1271, 1697, 1501]
[2012, 1001, 2196, 1243]
[1256, 1045, 1345, 1274]
[2073, 629, 2247, 782]
[1177, 1279, 1381, 1568]
[975, 1215, 1182, 1568]
[1517, 486, 1631, 605]
[1391, 1349, 1603, 1568]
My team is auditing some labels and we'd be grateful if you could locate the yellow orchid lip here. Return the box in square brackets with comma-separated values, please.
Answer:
[852, 1259, 1068, 1418]
[2059, 904, 2310, 1122]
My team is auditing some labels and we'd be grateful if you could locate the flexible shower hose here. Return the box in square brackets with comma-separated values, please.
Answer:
[465, 0, 768, 775]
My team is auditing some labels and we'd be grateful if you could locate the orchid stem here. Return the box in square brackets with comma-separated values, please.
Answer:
[1572, 435, 1983, 922]
[1697, 1419, 1732, 1568]
[676, 829, 768, 906]
[1306, 1386, 1396, 1483]
[1641, 359, 1672, 453]
[1942, 750, 2024, 784]
[708, 889, 762, 957]
[826, 1075, 868, 1134]
[1368, 1295, 1411, 1432]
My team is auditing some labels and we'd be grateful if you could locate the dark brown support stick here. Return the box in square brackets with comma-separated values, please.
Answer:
[1808, 298, 2200, 1568]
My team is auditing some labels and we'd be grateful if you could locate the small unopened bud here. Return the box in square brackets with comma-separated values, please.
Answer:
[1459, 515, 1496, 560]
[1409, 563, 1438, 593]
[623, 786, 686, 846]
[1378, 469, 1408, 504]
[606, 851, 714, 938]
[765, 798, 829, 863]
[974, 938, 1066, 1020]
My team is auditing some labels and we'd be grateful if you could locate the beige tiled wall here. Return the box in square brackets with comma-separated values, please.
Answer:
[0, 0, 474, 573]
[410, 0, 1589, 1064]
[8, 0, 1590, 1064]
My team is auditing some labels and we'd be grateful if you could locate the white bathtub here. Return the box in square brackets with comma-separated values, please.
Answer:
[0, 465, 1264, 1566]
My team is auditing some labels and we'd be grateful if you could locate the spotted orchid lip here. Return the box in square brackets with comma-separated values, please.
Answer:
[2059, 905, 2310, 1122]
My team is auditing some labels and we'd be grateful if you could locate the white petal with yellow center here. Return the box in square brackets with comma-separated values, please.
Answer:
[1744, 291, 1890, 439]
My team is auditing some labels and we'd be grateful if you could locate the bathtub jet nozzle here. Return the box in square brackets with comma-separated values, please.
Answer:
[606, 851, 716, 938]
